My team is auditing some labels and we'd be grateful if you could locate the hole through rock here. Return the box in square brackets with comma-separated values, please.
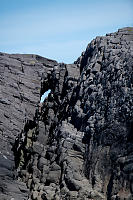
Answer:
[40, 89, 51, 103]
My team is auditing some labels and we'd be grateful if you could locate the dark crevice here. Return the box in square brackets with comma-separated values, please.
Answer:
[107, 173, 114, 200]
[127, 120, 133, 142]
[12, 120, 37, 169]
[80, 46, 94, 73]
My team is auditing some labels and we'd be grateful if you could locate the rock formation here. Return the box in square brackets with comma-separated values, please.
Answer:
[0, 27, 133, 200]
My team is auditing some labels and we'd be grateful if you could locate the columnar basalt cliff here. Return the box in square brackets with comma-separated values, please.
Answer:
[0, 27, 133, 200]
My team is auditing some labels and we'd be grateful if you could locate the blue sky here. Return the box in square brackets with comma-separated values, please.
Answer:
[0, 0, 133, 63]
[40, 89, 51, 103]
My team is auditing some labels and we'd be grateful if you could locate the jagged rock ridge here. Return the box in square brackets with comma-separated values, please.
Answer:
[0, 27, 133, 200]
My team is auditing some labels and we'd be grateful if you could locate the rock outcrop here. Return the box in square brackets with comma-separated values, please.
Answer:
[0, 27, 133, 200]
[0, 54, 57, 199]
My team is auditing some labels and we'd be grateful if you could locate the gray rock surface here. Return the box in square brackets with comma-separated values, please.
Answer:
[0, 27, 133, 199]
[0, 53, 57, 199]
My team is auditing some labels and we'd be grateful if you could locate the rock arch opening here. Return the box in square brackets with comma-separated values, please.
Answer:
[40, 89, 51, 103]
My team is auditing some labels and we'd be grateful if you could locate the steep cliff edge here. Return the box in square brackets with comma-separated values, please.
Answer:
[0, 27, 133, 200]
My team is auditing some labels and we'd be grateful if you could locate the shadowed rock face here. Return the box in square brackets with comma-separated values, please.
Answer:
[0, 27, 133, 200]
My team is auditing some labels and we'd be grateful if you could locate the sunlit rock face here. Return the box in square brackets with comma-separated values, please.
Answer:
[0, 54, 57, 199]
[0, 27, 133, 200]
